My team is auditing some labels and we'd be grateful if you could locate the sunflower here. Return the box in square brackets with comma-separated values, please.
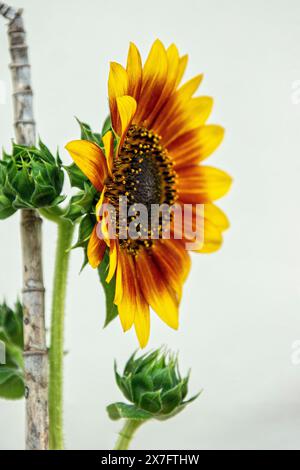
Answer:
[66, 40, 232, 348]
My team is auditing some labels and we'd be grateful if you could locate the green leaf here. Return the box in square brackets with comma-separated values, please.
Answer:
[0, 194, 16, 220]
[0, 367, 24, 400]
[64, 163, 88, 190]
[98, 250, 119, 327]
[72, 214, 95, 249]
[0, 302, 24, 400]
[106, 402, 152, 421]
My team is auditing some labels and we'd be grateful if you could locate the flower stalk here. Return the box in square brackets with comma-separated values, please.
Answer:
[43, 210, 74, 450]
[114, 419, 143, 450]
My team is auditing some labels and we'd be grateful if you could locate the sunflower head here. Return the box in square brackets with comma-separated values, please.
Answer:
[65, 40, 232, 348]
[107, 348, 200, 422]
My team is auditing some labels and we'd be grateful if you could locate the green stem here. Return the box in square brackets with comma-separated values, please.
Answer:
[114, 420, 143, 450]
[48, 218, 74, 450]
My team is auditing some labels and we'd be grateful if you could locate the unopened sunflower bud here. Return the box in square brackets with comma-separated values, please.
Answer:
[107, 348, 201, 422]
[0, 140, 65, 219]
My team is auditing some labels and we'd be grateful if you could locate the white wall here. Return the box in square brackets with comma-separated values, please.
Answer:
[0, 0, 300, 450]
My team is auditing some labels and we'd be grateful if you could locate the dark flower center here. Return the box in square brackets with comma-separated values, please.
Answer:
[104, 125, 177, 254]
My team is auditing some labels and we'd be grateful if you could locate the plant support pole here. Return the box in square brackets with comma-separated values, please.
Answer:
[0, 3, 49, 449]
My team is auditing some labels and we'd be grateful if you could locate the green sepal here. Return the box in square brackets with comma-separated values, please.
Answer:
[101, 116, 112, 136]
[106, 402, 152, 421]
[139, 390, 162, 414]
[160, 382, 183, 415]
[63, 183, 97, 224]
[98, 250, 118, 327]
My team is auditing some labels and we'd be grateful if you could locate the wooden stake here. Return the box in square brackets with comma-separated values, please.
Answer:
[0, 2, 49, 450]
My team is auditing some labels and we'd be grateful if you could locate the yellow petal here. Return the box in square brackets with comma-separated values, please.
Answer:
[116, 95, 137, 142]
[175, 54, 188, 88]
[108, 62, 128, 132]
[204, 203, 230, 231]
[114, 257, 123, 305]
[189, 96, 214, 125]
[102, 131, 114, 176]
[65, 140, 107, 192]
[197, 125, 225, 161]
[126, 42, 142, 100]
[134, 304, 150, 349]
[177, 74, 203, 101]
[95, 188, 106, 222]
[87, 225, 106, 268]
[117, 251, 136, 331]
[106, 239, 117, 283]
[194, 218, 223, 253]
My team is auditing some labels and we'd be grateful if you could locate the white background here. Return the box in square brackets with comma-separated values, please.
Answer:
[1, 0, 300, 450]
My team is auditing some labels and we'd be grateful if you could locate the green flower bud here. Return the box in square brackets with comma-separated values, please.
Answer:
[107, 348, 201, 422]
[0, 301, 24, 400]
[0, 140, 65, 219]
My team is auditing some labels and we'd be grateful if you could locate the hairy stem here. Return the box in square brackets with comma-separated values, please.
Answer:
[114, 420, 143, 450]
[48, 218, 74, 450]
[0, 3, 49, 449]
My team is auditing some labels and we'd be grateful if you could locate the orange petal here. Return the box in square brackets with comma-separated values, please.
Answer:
[87, 225, 106, 269]
[136, 248, 179, 329]
[65, 140, 108, 192]
[145, 43, 180, 127]
[126, 42, 143, 101]
[169, 125, 224, 169]
[152, 240, 191, 301]
[116, 250, 136, 332]
[133, 39, 168, 125]
[108, 62, 129, 132]
[177, 165, 232, 203]
[153, 74, 203, 137]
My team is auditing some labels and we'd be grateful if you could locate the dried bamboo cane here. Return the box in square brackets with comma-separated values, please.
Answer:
[0, 2, 48, 450]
